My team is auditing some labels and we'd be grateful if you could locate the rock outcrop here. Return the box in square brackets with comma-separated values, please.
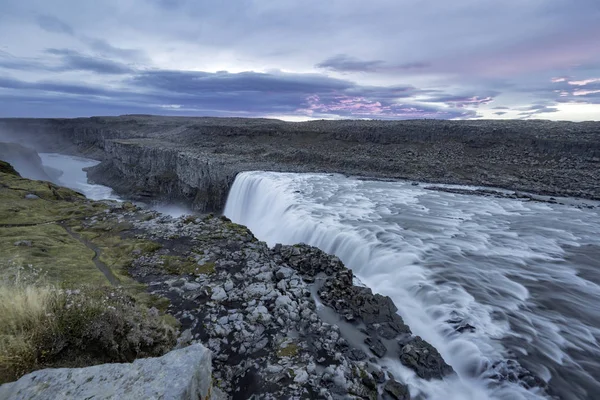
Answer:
[1, 116, 599, 211]
[0, 344, 220, 400]
[0, 142, 61, 182]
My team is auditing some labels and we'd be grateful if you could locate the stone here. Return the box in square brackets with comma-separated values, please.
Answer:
[398, 336, 454, 380]
[0, 344, 221, 400]
[365, 337, 386, 358]
[383, 379, 410, 400]
[13, 240, 32, 247]
[24, 194, 40, 200]
[275, 266, 294, 280]
[211, 287, 227, 301]
[346, 348, 367, 361]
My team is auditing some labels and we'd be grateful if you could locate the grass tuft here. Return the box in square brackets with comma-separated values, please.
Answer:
[0, 266, 177, 384]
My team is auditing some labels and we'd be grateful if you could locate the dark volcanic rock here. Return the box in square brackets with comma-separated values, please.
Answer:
[398, 336, 454, 380]
[278, 244, 455, 381]
[383, 379, 410, 400]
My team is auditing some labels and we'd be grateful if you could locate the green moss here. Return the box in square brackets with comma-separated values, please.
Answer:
[223, 221, 252, 236]
[0, 171, 103, 225]
[160, 256, 215, 276]
[0, 225, 106, 287]
[277, 342, 299, 358]
[0, 160, 20, 176]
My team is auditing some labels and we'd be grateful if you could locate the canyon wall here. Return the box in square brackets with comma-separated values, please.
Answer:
[1, 116, 599, 211]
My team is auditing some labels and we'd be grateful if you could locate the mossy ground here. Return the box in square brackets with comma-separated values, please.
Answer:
[277, 341, 299, 358]
[160, 255, 216, 276]
[0, 164, 178, 383]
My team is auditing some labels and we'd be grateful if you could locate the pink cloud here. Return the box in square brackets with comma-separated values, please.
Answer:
[568, 78, 600, 86]
[573, 89, 600, 96]
[297, 95, 474, 119]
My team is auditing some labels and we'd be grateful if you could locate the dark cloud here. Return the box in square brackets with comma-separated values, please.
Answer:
[316, 54, 431, 73]
[494, 111, 508, 115]
[84, 38, 148, 62]
[46, 49, 133, 74]
[0, 49, 133, 75]
[2, 0, 599, 119]
[316, 55, 385, 73]
[425, 94, 496, 108]
[517, 104, 560, 117]
[36, 15, 74, 35]
[0, 68, 478, 119]
[131, 70, 353, 94]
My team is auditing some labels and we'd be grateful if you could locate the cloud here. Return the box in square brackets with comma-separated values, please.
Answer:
[316, 54, 431, 73]
[46, 49, 134, 74]
[568, 78, 600, 86]
[494, 111, 508, 115]
[0, 68, 482, 119]
[83, 38, 148, 62]
[36, 15, 74, 35]
[0, 49, 133, 75]
[517, 104, 560, 117]
[1, 0, 600, 120]
[425, 94, 496, 108]
[316, 55, 384, 73]
[573, 89, 600, 96]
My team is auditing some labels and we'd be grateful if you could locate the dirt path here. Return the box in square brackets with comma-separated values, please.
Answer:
[60, 223, 120, 286]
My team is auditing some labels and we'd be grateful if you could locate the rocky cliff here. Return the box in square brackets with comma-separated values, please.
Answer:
[1, 116, 599, 211]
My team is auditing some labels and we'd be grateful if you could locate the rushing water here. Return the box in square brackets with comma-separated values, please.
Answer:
[224, 171, 600, 400]
[38, 153, 193, 217]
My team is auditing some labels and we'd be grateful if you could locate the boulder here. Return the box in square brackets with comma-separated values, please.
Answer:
[0, 344, 222, 400]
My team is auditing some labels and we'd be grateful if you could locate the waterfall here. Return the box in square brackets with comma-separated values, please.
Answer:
[224, 171, 600, 399]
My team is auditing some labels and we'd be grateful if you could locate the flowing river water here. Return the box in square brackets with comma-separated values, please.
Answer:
[224, 171, 600, 400]
[34, 155, 600, 400]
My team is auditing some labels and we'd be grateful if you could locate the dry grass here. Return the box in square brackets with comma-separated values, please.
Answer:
[0, 266, 177, 384]
[0, 267, 58, 381]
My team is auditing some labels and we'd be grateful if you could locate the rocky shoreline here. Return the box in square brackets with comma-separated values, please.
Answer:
[1, 116, 599, 212]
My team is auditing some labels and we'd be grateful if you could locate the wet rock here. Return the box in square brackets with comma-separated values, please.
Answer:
[383, 379, 410, 400]
[489, 359, 548, 390]
[365, 337, 386, 358]
[346, 348, 367, 361]
[398, 336, 454, 380]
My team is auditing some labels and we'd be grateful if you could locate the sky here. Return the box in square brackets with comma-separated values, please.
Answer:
[0, 0, 599, 121]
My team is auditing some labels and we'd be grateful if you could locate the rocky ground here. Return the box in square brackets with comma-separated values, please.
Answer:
[1, 117, 599, 212]
[0, 161, 459, 399]
[112, 208, 455, 399]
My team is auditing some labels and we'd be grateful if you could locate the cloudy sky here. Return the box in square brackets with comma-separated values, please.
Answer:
[1, 0, 599, 120]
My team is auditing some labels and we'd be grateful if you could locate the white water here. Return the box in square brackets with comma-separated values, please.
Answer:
[38, 153, 193, 217]
[224, 171, 600, 400]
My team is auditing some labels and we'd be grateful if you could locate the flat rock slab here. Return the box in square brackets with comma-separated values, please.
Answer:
[0, 344, 218, 400]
